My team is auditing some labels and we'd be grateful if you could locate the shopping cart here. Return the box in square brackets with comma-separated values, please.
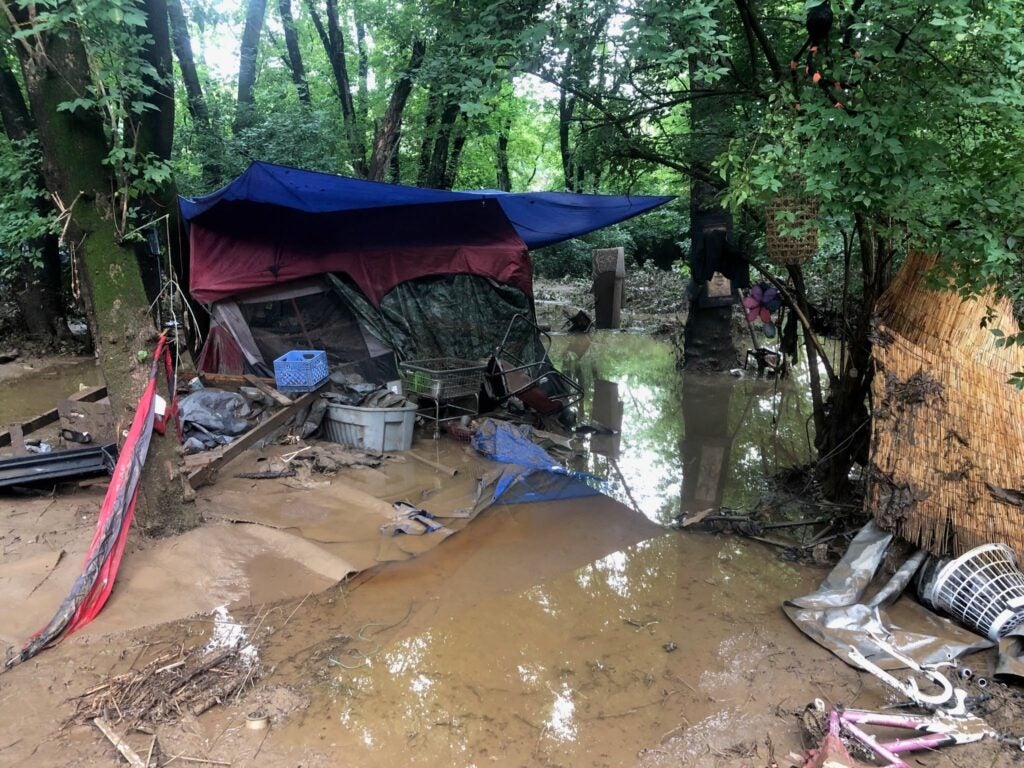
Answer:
[399, 357, 487, 438]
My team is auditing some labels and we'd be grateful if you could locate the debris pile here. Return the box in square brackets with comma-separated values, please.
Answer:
[70, 642, 259, 728]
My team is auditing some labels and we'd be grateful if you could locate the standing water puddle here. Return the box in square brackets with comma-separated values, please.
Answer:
[257, 332, 864, 767]
[0, 357, 102, 425]
[550, 331, 815, 523]
[0, 335, 867, 767]
[276, 533, 845, 767]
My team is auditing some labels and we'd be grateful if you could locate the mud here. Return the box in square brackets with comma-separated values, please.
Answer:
[533, 268, 688, 333]
[0, 333, 1017, 767]
[266, 533, 870, 768]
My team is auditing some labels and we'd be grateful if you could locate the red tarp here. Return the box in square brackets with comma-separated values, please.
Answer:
[189, 198, 533, 305]
[5, 337, 176, 670]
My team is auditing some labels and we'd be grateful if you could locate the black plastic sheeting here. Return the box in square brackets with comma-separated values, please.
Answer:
[178, 389, 254, 453]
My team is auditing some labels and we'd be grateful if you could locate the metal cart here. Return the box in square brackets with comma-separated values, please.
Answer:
[399, 357, 487, 438]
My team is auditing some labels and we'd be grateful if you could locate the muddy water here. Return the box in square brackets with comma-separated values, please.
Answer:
[0, 357, 102, 424]
[267, 533, 866, 768]
[240, 334, 860, 766]
[550, 332, 815, 523]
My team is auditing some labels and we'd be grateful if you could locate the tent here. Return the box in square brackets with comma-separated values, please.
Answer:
[180, 161, 672, 376]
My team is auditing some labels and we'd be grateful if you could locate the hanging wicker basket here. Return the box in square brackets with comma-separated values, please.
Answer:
[765, 196, 819, 266]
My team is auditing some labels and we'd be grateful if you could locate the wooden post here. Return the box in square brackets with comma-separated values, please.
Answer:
[591, 247, 625, 329]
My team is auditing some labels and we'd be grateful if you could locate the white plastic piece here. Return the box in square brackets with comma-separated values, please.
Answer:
[930, 544, 1024, 640]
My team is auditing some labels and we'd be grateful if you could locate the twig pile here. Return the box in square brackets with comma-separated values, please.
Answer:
[69, 642, 259, 728]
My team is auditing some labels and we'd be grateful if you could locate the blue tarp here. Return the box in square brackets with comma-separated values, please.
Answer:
[471, 419, 604, 505]
[179, 161, 673, 250]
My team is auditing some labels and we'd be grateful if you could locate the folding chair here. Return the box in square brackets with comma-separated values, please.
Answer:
[486, 314, 583, 417]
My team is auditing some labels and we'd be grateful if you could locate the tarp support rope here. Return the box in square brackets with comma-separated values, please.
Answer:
[4, 335, 178, 671]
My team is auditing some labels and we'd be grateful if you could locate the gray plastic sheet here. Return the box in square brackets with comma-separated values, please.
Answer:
[996, 625, 1024, 681]
[784, 521, 993, 670]
[178, 389, 254, 452]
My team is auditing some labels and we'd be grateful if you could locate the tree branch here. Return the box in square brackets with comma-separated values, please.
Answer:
[734, 0, 783, 82]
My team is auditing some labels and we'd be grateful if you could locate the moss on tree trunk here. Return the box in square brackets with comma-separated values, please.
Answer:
[8, 5, 196, 534]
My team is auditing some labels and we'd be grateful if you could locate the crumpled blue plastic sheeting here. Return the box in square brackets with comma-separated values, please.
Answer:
[471, 419, 557, 470]
[470, 419, 603, 504]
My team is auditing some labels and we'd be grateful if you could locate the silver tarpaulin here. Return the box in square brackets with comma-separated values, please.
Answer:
[784, 522, 993, 671]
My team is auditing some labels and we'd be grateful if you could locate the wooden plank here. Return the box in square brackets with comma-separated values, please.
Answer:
[407, 451, 458, 477]
[183, 452, 216, 468]
[0, 385, 107, 448]
[188, 388, 320, 489]
[8, 424, 27, 456]
[199, 372, 275, 388]
[243, 374, 293, 406]
[93, 716, 146, 768]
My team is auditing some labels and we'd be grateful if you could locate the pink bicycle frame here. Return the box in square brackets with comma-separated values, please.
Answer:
[829, 706, 991, 768]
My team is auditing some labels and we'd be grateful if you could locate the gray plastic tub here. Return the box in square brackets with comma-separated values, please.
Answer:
[323, 401, 417, 452]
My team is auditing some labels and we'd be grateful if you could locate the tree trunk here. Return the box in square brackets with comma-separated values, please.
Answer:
[325, 0, 355, 121]
[422, 100, 460, 189]
[0, 60, 32, 137]
[235, 0, 267, 133]
[167, 0, 219, 187]
[388, 131, 401, 181]
[15, 242, 63, 344]
[8, 2, 195, 533]
[683, 55, 736, 371]
[137, 0, 175, 161]
[441, 113, 468, 189]
[307, 0, 368, 175]
[558, 85, 577, 191]
[496, 118, 511, 191]
[167, 0, 207, 125]
[278, 0, 310, 105]
[0, 54, 63, 345]
[812, 218, 892, 499]
[355, 17, 368, 122]
[416, 89, 441, 186]
[366, 39, 425, 181]
[324, 0, 368, 175]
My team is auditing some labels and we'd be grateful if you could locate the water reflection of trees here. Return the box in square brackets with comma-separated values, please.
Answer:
[550, 333, 815, 524]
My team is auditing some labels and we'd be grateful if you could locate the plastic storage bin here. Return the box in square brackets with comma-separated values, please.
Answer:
[323, 401, 417, 452]
[274, 350, 329, 393]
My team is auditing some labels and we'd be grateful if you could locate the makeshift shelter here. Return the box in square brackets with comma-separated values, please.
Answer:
[180, 162, 672, 375]
[868, 251, 1024, 559]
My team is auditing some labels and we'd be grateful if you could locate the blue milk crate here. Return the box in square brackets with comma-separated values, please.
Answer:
[273, 350, 329, 393]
